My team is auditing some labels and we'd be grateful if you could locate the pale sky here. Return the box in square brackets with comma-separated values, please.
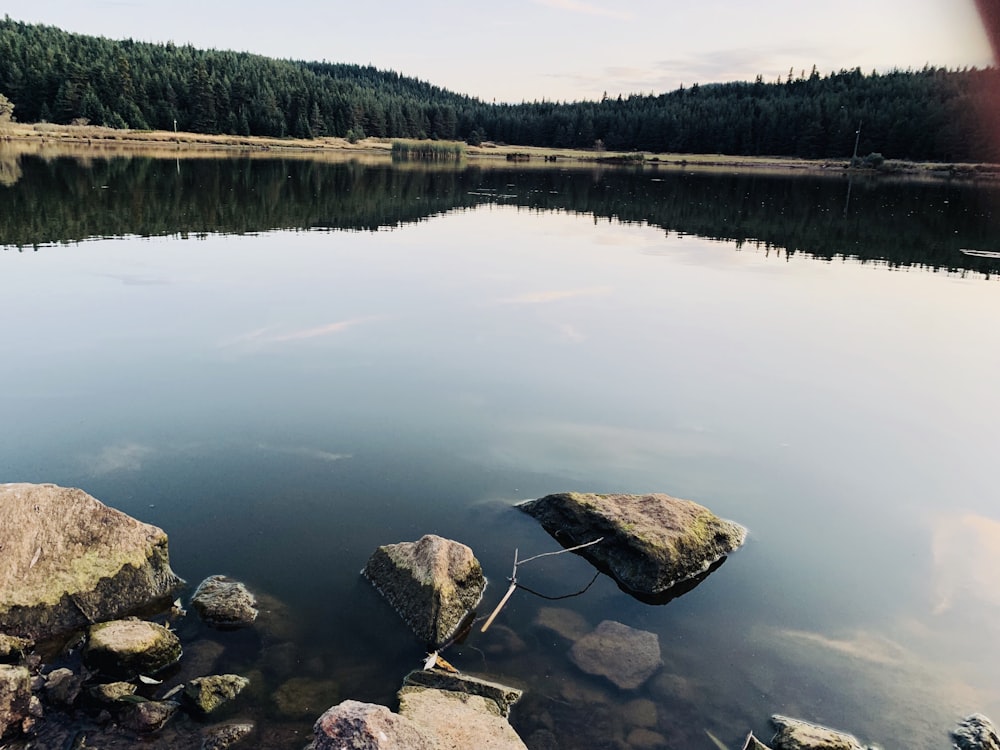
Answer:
[4, 0, 994, 103]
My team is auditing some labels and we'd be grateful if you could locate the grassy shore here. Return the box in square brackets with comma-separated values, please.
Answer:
[3, 121, 998, 179]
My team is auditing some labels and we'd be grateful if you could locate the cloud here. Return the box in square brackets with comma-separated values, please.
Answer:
[497, 286, 612, 304]
[533, 0, 634, 21]
[257, 444, 352, 463]
[219, 316, 380, 349]
[930, 512, 1000, 614]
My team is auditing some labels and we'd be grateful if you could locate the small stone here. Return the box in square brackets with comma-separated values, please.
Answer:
[769, 715, 864, 750]
[201, 721, 255, 750]
[534, 607, 590, 641]
[622, 698, 658, 728]
[120, 699, 180, 734]
[483, 624, 527, 656]
[273, 676, 340, 719]
[90, 681, 137, 703]
[569, 620, 662, 690]
[191, 576, 258, 629]
[84, 619, 182, 678]
[953, 714, 1000, 750]
[627, 727, 669, 749]
[185, 674, 250, 714]
[43, 667, 83, 706]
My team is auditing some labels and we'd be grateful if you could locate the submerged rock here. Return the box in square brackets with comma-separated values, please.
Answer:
[769, 714, 865, 750]
[89, 681, 137, 703]
[191, 575, 259, 629]
[568, 619, 662, 690]
[308, 699, 434, 750]
[0, 665, 31, 740]
[953, 714, 1000, 750]
[120, 698, 180, 733]
[202, 721, 256, 750]
[363, 534, 486, 647]
[83, 619, 182, 678]
[0, 483, 184, 640]
[185, 674, 250, 714]
[273, 676, 340, 719]
[518, 492, 746, 598]
[43, 667, 82, 706]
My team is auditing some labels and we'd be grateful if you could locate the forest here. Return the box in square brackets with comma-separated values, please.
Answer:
[1, 16, 999, 162]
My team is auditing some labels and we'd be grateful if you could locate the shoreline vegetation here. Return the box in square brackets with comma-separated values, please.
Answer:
[3, 121, 1000, 180]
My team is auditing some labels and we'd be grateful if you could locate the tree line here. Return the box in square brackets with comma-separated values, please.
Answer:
[1, 17, 998, 162]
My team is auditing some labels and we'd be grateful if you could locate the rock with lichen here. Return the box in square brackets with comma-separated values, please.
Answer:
[185, 674, 250, 714]
[0, 483, 184, 640]
[362, 534, 485, 647]
[191, 575, 259, 629]
[83, 619, 182, 678]
[518, 492, 746, 599]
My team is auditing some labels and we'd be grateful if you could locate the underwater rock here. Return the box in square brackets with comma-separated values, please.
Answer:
[43, 667, 82, 706]
[83, 619, 182, 678]
[120, 698, 180, 733]
[185, 674, 250, 714]
[769, 715, 865, 750]
[308, 699, 435, 750]
[569, 620, 662, 690]
[533, 606, 590, 642]
[191, 575, 259, 629]
[202, 721, 256, 750]
[362, 534, 485, 647]
[952, 714, 1000, 750]
[0, 483, 184, 640]
[273, 676, 340, 719]
[0, 665, 31, 740]
[89, 681, 137, 703]
[518, 492, 746, 598]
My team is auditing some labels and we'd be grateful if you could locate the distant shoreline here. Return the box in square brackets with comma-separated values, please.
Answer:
[3, 122, 999, 180]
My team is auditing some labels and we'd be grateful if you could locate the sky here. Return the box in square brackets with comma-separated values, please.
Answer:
[3, 0, 995, 103]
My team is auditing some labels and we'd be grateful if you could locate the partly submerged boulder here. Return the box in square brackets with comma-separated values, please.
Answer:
[518, 492, 746, 599]
[308, 699, 435, 750]
[363, 534, 485, 647]
[83, 619, 182, 678]
[953, 714, 1000, 750]
[769, 715, 865, 750]
[568, 620, 662, 690]
[0, 483, 184, 640]
[398, 682, 528, 750]
[191, 575, 259, 629]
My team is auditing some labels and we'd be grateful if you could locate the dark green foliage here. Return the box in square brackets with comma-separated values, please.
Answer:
[0, 17, 998, 161]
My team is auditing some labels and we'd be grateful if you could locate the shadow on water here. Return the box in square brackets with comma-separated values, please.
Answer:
[1, 147, 999, 278]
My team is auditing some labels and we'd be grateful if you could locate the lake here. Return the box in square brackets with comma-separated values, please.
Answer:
[2, 147, 999, 749]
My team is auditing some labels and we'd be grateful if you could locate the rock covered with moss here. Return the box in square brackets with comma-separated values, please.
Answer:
[362, 534, 485, 647]
[83, 619, 182, 678]
[0, 483, 184, 640]
[518, 492, 746, 598]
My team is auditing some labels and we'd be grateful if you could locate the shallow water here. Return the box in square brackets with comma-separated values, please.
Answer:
[2, 153, 999, 748]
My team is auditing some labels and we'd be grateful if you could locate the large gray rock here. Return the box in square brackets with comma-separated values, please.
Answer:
[0, 483, 184, 640]
[0, 665, 31, 740]
[398, 684, 528, 750]
[83, 619, 182, 678]
[769, 715, 865, 750]
[307, 699, 435, 750]
[518, 492, 746, 598]
[191, 575, 259, 629]
[363, 534, 485, 647]
[568, 619, 662, 690]
[953, 714, 1000, 750]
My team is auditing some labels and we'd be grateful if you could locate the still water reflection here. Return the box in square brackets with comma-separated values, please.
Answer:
[1, 151, 999, 748]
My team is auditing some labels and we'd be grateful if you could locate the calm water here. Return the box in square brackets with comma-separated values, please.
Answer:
[2, 150, 1000, 749]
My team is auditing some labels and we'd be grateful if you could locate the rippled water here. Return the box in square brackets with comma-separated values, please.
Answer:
[2, 151, 999, 748]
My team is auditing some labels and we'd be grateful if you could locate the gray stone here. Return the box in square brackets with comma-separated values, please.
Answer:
[191, 575, 259, 629]
[534, 606, 590, 642]
[89, 681, 137, 703]
[953, 714, 1000, 750]
[398, 685, 528, 750]
[307, 699, 435, 750]
[43, 667, 83, 706]
[402, 670, 523, 717]
[0, 665, 31, 740]
[569, 620, 662, 690]
[0, 483, 184, 640]
[120, 699, 181, 733]
[518, 492, 746, 597]
[201, 721, 255, 750]
[185, 674, 250, 714]
[769, 715, 865, 750]
[84, 618, 182, 678]
[363, 534, 485, 647]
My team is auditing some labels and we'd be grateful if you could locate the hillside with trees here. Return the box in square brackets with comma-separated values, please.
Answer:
[1, 17, 998, 162]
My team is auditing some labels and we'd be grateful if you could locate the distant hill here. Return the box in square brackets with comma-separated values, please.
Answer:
[1, 17, 997, 161]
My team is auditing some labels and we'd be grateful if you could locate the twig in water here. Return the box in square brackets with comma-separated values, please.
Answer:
[480, 537, 603, 633]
